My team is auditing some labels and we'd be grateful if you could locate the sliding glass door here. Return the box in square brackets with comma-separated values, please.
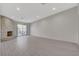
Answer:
[17, 24, 27, 36]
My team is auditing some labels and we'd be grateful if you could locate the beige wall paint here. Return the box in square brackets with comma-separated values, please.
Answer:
[31, 7, 79, 43]
[1, 16, 17, 40]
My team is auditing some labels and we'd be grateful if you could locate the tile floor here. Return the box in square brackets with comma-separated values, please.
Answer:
[0, 36, 79, 56]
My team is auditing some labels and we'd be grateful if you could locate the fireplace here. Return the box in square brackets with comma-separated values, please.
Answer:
[7, 31, 13, 36]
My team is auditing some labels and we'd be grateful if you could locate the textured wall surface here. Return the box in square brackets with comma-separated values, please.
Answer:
[1, 16, 17, 40]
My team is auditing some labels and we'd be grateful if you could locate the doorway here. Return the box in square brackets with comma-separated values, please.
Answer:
[17, 24, 27, 36]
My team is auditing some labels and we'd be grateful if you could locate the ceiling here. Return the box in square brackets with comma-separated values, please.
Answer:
[0, 3, 78, 23]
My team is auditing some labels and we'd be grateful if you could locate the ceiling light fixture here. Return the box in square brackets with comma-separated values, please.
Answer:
[52, 8, 56, 10]
[17, 7, 20, 11]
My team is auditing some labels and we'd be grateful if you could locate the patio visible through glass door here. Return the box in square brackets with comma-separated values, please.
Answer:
[17, 24, 27, 36]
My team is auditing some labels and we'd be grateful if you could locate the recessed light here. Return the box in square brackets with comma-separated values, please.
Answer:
[17, 7, 20, 11]
[52, 8, 56, 10]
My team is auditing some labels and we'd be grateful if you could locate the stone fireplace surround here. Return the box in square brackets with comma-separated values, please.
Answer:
[0, 16, 17, 41]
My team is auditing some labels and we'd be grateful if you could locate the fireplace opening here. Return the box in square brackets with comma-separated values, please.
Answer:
[7, 31, 13, 36]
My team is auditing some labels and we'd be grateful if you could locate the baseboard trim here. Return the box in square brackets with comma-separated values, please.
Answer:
[31, 34, 78, 45]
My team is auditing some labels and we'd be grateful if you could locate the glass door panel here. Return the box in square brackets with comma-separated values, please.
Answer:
[17, 24, 27, 36]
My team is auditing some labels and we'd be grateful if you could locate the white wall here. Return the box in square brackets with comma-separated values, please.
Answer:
[0, 16, 1, 40]
[78, 4, 79, 45]
[1, 16, 17, 40]
[31, 7, 79, 43]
